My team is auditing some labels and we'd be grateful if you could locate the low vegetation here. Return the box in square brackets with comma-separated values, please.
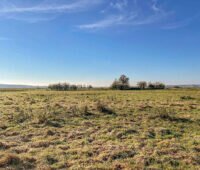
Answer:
[49, 75, 166, 91]
[111, 75, 130, 90]
[0, 88, 199, 169]
[48, 83, 93, 91]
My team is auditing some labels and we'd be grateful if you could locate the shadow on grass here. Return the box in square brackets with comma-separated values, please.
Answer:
[152, 108, 193, 123]
[96, 102, 116, 115]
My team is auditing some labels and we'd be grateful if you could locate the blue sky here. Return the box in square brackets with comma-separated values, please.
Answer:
[0, 0, 200, 86]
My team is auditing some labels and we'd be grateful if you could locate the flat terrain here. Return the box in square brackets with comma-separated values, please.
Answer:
[0, 89, 199, 169]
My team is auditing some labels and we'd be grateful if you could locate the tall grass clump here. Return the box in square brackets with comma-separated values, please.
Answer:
[96, 101, 116, 115]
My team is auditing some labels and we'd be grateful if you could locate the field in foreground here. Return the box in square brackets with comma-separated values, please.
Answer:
[0, 89, 199, 170]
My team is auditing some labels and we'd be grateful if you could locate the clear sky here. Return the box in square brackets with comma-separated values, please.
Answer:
[0, 0, 200, 86]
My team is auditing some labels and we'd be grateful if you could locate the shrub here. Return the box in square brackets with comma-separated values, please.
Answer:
[137, 81, 147, 89]
[48, 83, 93, 91]
[148, 82, 165, 89]
[62, 83, 70, 90]
[148, 82, 155, 89]
[70, 85, 78, 90]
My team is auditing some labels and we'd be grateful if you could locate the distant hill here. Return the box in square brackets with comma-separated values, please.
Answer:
[0, 84, 47, 89]
[167, 84, 200, 88]
[0, 84, 200, 89]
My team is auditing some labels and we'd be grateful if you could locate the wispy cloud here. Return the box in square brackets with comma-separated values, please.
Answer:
[0, 0, 198, 30]
[151, 0, 161, 12]
[5, 15, 57, 23]
[79, 0, 171, 30]
[79, 14, 137, 29]
[163, 21, 190, 30]
[79, 13, 169, 30]
[0, 0, 103, 22]
[110, 0, 128, 11]
[163, 14, 200, 30]
[0, 0, 102, 14]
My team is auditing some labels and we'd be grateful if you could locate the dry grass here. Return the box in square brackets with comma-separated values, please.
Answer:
[0, 88, 199, 169]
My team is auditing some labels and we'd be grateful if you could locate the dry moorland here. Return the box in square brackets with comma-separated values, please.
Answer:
[0, 89, 199, 169]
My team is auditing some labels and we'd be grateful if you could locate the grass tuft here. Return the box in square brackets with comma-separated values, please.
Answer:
[96, 101, 116, 115]
[0, 154, 21, 168]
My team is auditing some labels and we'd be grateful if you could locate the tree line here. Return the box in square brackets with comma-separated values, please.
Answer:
[48, 75, 165, 91]
[111, 75, 165, 90]
[48, 83, 93, 91]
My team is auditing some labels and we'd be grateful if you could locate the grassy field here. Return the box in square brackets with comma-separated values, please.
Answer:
[0, 89, 199, 169]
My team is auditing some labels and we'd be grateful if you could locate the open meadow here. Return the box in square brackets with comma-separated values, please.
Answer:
[0, 89, 200, 169]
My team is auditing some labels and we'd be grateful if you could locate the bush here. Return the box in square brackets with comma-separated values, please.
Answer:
[70, 85, 78, 90]
[148, 82, 165, 89]
[137, 81, 147, 89]
[48, 83, 93, 91]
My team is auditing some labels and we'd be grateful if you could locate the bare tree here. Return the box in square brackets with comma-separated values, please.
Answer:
[137, 81, 147, 90]
[111, 75, 130, 90]
[119, 75, 129, 85]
